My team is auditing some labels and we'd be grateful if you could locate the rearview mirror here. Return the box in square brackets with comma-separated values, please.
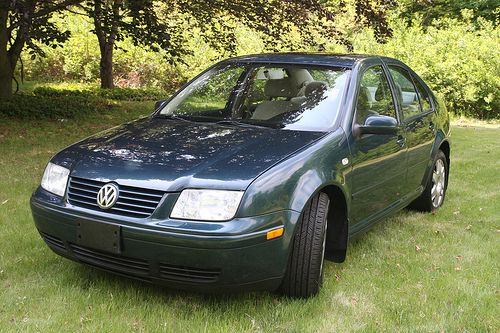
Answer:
[154, 99, 168, 111]
[355, 115, 398, 136]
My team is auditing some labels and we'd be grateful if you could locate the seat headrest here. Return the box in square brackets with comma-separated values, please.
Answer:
[393, 82, 403, 103]
[264, 78, 297, 98]
[374, 80, 391, 102]
[357, 86, 370, 109]
[304, 81, 327, 98]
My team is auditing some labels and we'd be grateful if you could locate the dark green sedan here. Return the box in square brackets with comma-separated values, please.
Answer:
[31, 53, 450, 298]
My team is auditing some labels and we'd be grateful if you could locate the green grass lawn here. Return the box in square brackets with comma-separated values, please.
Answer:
[0, 108, 498, 332]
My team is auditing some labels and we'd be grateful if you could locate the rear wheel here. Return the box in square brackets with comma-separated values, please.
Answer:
[279, 192, 329, 298]
[410, 150, 448, 212]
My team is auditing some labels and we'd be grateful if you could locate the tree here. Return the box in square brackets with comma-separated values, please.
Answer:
[81, 0, 394, 89]
[0, 0, 80, 99]
[80, 0, 191, 88]
[397, 0, 499, 26]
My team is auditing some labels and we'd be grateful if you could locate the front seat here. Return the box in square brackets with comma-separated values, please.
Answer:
[251, 78, 298, 120]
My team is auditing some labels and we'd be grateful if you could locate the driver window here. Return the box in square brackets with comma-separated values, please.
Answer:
[356, 66, 396, 124]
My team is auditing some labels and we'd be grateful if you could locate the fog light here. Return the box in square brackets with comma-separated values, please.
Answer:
[266, 227, 284, 240]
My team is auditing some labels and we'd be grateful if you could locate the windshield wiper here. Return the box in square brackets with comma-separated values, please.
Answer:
[215, 119, 280, 129]
[155, 114, 193, 122]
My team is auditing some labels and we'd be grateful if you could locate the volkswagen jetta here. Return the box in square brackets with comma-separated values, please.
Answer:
[31, 53, 451, 297]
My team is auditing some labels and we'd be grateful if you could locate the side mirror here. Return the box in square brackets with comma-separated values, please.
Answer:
[355, 115, 398, 136]
[154, 99, 168, 111]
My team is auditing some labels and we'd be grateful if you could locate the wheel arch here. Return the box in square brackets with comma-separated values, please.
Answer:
[421, 132, 450, 188]
[439, 140, 450, 171]
[319, 184, 349, 263]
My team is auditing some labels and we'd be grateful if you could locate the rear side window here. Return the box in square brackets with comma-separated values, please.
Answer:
[388, 66, 421, 119]
[412, 76, 433, 113]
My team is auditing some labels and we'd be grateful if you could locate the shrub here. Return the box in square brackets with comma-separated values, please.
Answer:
[32, 87, 94, 98]
[33, 86, 167, 101]
[1, 84, 168, 119]
[0, 94, 116, 120]
[353, 11, 500, 119]
[95, 87, 166, 101]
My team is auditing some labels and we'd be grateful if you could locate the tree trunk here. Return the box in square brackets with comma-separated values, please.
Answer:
[99, 43, 114, 89]
[0, 8, 12, 99]
[93, 0, 122, 89]
[0, 61, 12, 99]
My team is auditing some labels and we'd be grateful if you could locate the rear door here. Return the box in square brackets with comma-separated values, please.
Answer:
[386, 65, 435, 194]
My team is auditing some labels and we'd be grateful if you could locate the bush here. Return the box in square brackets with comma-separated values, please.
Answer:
[353, 11, 500, 119]
[0, 94, 116, 119]
[33, 86, 167, 101]
[32, 87, 94, 98]
[95, 87, 166, 101]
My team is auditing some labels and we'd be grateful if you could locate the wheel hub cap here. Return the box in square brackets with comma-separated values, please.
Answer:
[431, 159, 446, 208]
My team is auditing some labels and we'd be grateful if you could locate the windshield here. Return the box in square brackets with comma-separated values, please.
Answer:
[158, 63, 351, 131]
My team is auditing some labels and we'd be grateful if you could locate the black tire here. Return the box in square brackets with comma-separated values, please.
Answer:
[279, 192, 329, 298]
[410, 150, 448, 212]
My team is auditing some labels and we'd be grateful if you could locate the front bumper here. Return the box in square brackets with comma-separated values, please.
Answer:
[30, 189, 300, 292]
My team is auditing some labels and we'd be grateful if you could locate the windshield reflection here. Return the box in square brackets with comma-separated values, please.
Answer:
[158, 64, 351, 132]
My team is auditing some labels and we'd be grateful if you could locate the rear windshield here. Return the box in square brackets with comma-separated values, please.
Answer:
[158, 63, 351, 131]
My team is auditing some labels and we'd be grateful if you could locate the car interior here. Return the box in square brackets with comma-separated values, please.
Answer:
[355, 67, 420, 124]
[356, 81, 396, 124]
[160, 64, 346, 129]
[244, 67, 329, 121]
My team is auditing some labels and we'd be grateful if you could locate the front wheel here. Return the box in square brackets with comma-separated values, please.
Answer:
[410, 150, 448, 212]
[279, 192, 329, 298]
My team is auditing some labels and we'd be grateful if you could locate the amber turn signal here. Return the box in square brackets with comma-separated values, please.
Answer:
[266, 227, 284, 240]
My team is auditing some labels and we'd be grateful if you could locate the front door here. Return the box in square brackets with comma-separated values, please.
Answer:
[350, 65, 407, 227]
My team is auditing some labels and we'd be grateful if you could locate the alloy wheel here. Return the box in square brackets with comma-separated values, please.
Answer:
[431, 159, 446, 208]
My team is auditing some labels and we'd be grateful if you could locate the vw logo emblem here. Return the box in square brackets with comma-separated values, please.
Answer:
[96, 183, 119, 209]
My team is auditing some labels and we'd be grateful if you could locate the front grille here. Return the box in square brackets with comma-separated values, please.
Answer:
[69, 244, 150, 278]
[67, 177, 165, 218]
[40, 232, 66, 252]
[159, 263, 221, 283]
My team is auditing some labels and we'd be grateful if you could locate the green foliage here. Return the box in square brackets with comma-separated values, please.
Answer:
[353, 12, 500, 119]
[17, 5, 499, 119]
[22, 13, 190, 91]
[94, 87, 166, 101]
[0, 94, 114, 120]
[33, 86, 166, 101]
[396, 0, 499, 26]
[0, 85, 166, 119]
[2, 1, 80, 58]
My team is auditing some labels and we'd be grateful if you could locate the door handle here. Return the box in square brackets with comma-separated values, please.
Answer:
[429, 121, 435, 132]
[396, 135, 406, 148]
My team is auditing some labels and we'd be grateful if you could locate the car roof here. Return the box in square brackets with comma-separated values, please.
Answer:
[222, 52, 389, 68]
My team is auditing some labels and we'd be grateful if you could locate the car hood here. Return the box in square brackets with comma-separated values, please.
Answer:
[54, 118, 325, 191]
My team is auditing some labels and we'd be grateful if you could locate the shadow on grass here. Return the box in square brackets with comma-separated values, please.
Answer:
[63, 262, 280, 303]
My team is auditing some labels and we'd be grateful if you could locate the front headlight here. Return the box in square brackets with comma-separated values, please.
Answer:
[41, 162, 70, 197]
[170, 189, 244, 221]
